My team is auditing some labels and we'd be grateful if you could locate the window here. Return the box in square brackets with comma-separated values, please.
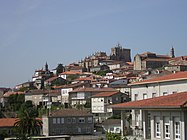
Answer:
[134, 94, 138, 101]
[152, 93, 157, 98]
[88, 117, 92, 123]
[72, 117, 76, 123]
[53, 118, 56, 124]
[174, 117, 180, 140]
[155, 116, 161, 138]
[78, 117, 85, 123]
[86, 127, 91, 133]
[143, 93, 147, 99]
[61, 118, 64, 124]
[135, 110, 140, 126]
[110, 127, 114, 132]
[67, 118, 72, 123]
[173, 91, 177, 94]
[163, 92, 168, 96]
[57, 118, 60, 124]
[164, 117, 170, 139]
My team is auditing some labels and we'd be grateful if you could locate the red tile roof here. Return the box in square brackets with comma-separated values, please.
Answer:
[111, 91, 187, 109]
[92, 91, 120, 97]
[0, 118, 42, 127]
[130, 71, 187, 85]
[60, 71, 81, 75]
[75, 77, 93, 81]
[69, 87, 117, 93]
[45, 76, 58, 82]
[3, 91, 24, 97]
[0, 118, 17, 127]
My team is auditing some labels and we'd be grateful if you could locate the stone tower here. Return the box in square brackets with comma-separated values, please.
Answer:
[170, 47, 175, 58]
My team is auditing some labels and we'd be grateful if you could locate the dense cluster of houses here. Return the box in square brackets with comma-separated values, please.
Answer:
[1, 45, 187, 139]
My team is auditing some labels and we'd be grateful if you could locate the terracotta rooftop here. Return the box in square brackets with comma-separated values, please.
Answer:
[0, 118, 42, 127]
[3, 91, 24, 97]
[69, 87, 117, 93]
[0, 118, 17, 127]
[130, 71, 187, 85]
[92, 91, 120, 97]
[53, 83, 86, 89]
[75, 77, 93, 81]
[111, 91, 187, 109]
[45, 76, 59, 82]
[169, 55, 187, 61]
[49, 109, 92, 117]
[60, 71, 81, 75]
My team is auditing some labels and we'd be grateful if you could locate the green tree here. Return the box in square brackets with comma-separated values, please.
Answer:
[14, 107, 42, 139]
[106, 132, 121, 140]
[56, 64, 65, 76]
[7, 94, 25, 111]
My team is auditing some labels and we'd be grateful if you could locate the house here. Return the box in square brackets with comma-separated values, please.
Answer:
[91, 91, 128, 123]
[42, 109, 94, 136]
[59, 83, 89, 105]
[58, 71, 81, 80]
[25, 90, 61, 107]
[112, 91, 187, 140]
[44, 76, 67, 88]
[109, 79, 131, 97]
[15, 81, 35, 91]
[102, 119, 121, 134]
[32, 63, 54, 89]
[68, 87, 117, 106]
[0, 118, 42, 137]
[2, 91, 24, 107]
[112, 71, 187, 139]
[134, 52, 171, 70]
[169, 55, 187, 66]
[0, 88, 11, 107]
[164, 64, 187, 72]
[0, 118, 17, 136]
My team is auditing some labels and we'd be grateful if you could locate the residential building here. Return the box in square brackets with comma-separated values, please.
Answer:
[0, 118, 42, 137]
[69, 87, 117, 106]
[164, 64, 187, 72]
[2, 91, 24, 107]
[112, 91, 187, 140]
[44, 76, 67, 88]
[169, 55, 187, 66]
[0, 118, 17, 136]
[42, 109, 94, 136]
[102, 119, 121, 134]
[25, 90, 61, 106]
[59, 83, 88, 105]
[109, 79, 131, 97]
[91, 91, 128, 122]
[58, 71, 81, 80]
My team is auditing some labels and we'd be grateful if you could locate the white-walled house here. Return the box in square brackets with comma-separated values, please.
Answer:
[60, 83, 86, 104]
[91, 91, 128, 122]
[69, 87, 117, 106]
[112, 71, 187, 139]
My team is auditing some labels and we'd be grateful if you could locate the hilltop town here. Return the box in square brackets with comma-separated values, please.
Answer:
[1, 43, 187, 140]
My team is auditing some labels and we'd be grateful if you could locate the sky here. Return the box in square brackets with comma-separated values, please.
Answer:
[0, 0, 187, 88]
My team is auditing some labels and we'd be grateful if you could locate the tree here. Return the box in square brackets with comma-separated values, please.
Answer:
[56, 64, 65, 76]
[7, 94, 25, 111]
[14, 106, 42, 139]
